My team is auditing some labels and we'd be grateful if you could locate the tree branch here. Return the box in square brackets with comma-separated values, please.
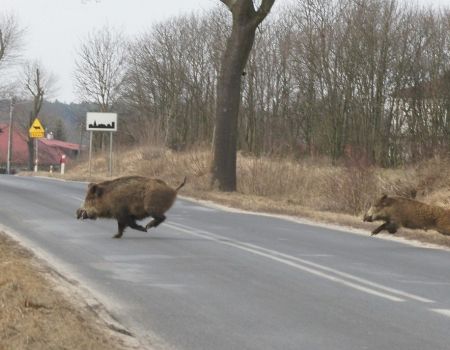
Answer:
[253, 0, 276, 26]
[220, 0, 238, 11]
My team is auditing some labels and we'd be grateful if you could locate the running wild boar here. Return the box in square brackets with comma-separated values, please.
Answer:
[76, 176, 186, 238]
[363, 194, 450, 236]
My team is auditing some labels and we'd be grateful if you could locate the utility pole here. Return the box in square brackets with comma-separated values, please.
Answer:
[6, 97, 15, 175]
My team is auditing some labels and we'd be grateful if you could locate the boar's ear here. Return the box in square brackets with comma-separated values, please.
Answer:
[87, 183, 96, 193]
[93, 185, 104, 197]
[375, 194, 388, 206]
[380, 194, 393, 206]
[88, 183, 104, 197]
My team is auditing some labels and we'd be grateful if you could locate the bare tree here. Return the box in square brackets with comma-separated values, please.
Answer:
[21, 60, 56, 169]
[74, 25, 127, 112]
[0, 13, 23, 68]
[122, 12, 226, 148]
[115, 0, 450, 168]
[0, 13, 24, 95]
[212, 0, 276, 191]
[74, 25, 127, 151]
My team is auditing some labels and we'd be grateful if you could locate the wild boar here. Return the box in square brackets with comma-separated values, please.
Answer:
[76, 176, 186, 238]
[363, 194, 450, 236]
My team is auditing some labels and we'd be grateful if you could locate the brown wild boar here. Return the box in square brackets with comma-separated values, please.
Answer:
[363, 194, 450, 236]
[76, 176, 186, 238]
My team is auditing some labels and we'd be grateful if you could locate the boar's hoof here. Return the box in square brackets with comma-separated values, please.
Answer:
[113, 233, 123, 239]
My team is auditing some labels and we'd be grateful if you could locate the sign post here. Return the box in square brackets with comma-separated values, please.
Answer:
[86, 112, 117, 177]
[6, 98, 14, 175]
[28, 118, 45, 172]
[88, 131, 93, 177]
[34, 139, 38, 172]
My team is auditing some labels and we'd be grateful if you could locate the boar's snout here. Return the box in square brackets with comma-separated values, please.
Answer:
[363, 206, 376, 222]
[76, 208, 89, 220]
[363, 214, 373, 222]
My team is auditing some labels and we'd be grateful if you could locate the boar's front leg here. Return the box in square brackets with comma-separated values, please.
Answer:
[127, 216, 147, 232]
[371, 221, 398, 235]
[385, 222, 398, 234]
[371, 222, 389, 235]
[145, 214, 166, 230]
[113, 217, 147, 238]
[113, 221, 126, 239]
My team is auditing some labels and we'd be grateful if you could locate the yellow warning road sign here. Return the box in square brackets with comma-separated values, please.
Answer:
[29, 118, 45, 138]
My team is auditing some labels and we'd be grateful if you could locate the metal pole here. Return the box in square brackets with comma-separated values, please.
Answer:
[109, 132, 113, 177]
[88, 131, 93, 177]
[78, 121, 83, 159]
[6, 98, 14, 174]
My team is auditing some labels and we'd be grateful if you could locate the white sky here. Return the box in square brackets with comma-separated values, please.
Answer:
[1, 0, 449, 103]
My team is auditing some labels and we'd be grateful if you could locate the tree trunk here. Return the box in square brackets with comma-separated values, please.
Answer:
[212, 0, 275, 191]
[212, 24, 255, 191]
[27, 113, 34, 170]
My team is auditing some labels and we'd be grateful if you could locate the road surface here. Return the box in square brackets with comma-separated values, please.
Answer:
[1, 175, 450, 350]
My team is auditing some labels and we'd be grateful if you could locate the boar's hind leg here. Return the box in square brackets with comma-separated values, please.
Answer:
[145, 215, 166, 230]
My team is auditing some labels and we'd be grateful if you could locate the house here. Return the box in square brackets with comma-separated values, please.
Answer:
[40, 137, 82, 159]
[392, 72, 450, 120]
[389, 72, 450, 161]
[0, 122, 82, 171]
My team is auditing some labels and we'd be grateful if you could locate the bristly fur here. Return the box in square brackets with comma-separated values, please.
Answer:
[77, 176, 186, 238]
[364, 194, 450, 236]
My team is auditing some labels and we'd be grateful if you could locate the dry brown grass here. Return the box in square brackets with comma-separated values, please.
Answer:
[0, 232, 136, 350]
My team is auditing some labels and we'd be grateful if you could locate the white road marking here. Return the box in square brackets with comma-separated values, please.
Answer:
[167, 222, 434, 304]
[399, 280, 450, 286]
[296, 254, 333, 257]
[240, 241, 434, 304]
[431, 309, 450, 318]
[179, 196, 450, 252]
[66, 195, 84, 202]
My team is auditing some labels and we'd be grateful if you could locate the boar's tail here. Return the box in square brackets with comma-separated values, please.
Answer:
[175, 176, 187, 192]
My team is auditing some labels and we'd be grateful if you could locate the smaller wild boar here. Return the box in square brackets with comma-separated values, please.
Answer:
[76, 176, 186, 238]
[363, 194, 450, 236]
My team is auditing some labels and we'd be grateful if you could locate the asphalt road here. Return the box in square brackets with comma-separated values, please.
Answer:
[1, 175, 450, 350]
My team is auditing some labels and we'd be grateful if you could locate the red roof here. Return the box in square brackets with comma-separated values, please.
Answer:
[40, 138, 81, 151]
[0, 123, 80, 166]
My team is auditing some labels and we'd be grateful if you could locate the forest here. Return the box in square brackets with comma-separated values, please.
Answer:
[106, 0, 450, 167]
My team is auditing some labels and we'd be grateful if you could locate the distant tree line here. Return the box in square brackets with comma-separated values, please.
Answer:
[75, 0, 450, 166]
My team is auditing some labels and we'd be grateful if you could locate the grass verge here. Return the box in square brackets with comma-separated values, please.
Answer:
[0, 232, 140, 350]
